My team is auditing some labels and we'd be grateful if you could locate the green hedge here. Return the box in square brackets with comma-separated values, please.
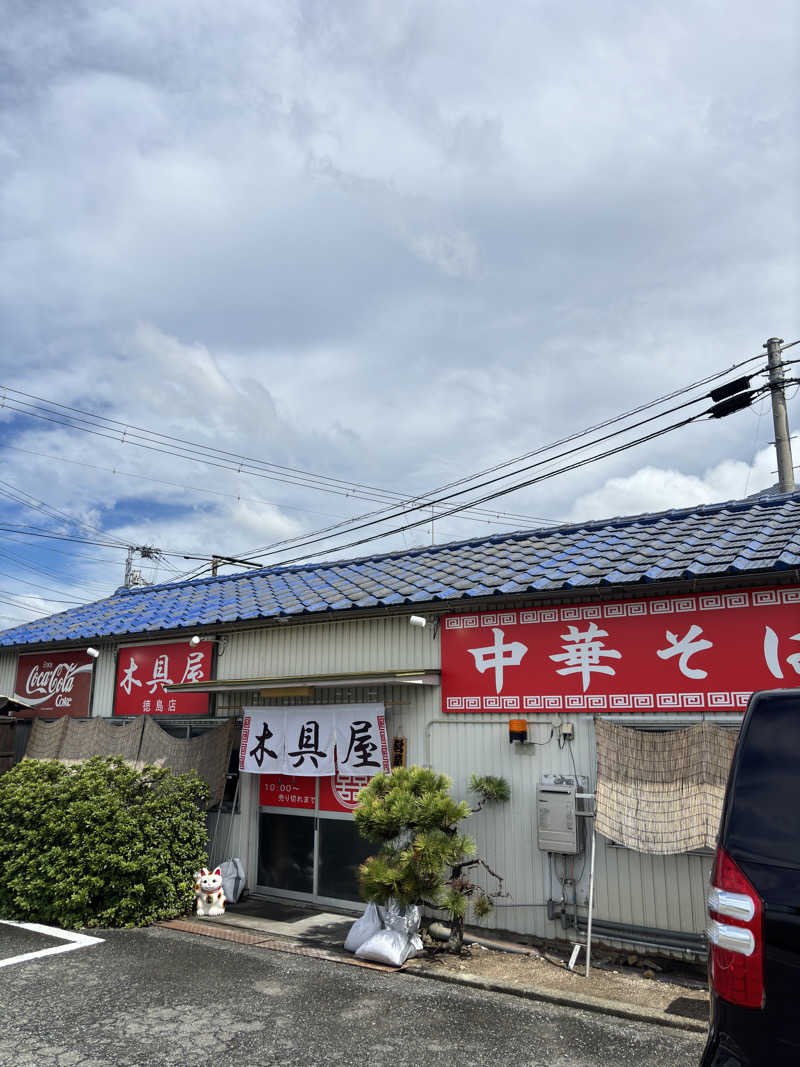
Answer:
[0, 756, 208, 929]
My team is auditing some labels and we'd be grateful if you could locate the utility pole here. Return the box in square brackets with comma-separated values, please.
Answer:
[764, 337, 795, 493]
[123, 545, 161, 588]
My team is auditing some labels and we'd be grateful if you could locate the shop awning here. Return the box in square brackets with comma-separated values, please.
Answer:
[166, 669, 440, 696]
[0, 694, 35, 715]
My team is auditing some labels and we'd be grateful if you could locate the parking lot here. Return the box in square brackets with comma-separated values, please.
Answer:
[0, 920, 104, 970]
[0, 923, 705, 1066]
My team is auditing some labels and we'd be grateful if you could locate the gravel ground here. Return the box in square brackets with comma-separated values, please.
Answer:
[182, 902, 712, 1026]
[416, 940, 709, 1021]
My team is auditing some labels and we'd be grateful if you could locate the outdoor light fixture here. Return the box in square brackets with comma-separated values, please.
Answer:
[409, 615, 427, 628]
[509, 718, 528, 744]
[86, 647, 100, 659]
[189, 634, 227, 656]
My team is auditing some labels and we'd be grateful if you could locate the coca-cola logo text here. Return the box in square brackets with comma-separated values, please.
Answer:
[25, 661, 82, 698]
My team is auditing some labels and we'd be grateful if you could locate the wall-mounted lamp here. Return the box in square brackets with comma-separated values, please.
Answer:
[189, 635, 227, 656]
[509, 718, 528, 743]
[86, 647, 100, 660]
[409, 615, 427, 628]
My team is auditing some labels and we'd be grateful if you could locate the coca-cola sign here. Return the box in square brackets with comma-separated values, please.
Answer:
[13, 651, 94, 718]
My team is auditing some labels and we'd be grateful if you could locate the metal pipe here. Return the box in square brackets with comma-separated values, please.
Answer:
[585, 826, 596, 977]
[573, 914, 706, 956]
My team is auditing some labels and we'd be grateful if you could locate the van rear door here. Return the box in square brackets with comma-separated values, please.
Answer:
[719, 690, 800, 1057]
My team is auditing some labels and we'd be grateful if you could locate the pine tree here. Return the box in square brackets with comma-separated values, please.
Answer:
[354, 766, 510, 952]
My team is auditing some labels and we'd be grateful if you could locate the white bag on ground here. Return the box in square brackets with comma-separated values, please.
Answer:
[355, 928, 417, 967]
[219, 858, 246, 904]
[380, 898, 421, 936]
[344, 901, 382, 954]
[404, 904, 421, 938]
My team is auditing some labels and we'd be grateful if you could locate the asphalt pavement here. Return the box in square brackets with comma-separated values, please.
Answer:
[0, 923, 705, 1066]
[0, 921, 65, 961]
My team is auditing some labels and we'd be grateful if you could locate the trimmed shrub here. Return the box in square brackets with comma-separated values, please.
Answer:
[0, 756, 208, 928]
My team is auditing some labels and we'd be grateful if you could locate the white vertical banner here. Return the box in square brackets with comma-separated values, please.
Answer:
[334, 703, 389, 776]
[283, 709, 336, 776]
[239, 709, 285, 774]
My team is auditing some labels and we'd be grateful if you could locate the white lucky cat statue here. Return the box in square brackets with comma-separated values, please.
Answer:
[194, 867, 227, 917]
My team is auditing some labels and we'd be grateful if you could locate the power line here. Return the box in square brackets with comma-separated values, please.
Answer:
[0, 593, 59, 615]
[0, 543, 113, 594]
[0, 544, 90, 585]
[0, 567, 101, 602]
[219, 382, 729, 571]
[0, 586, 85, 605]
[0, 525, 138, 551]
[0, 442, 354, 524]
[0, 523, 200, 564]
[216, 353, 769, 573]
[270, 411, 708, 568]
[0, 535, 121, 566]
[0, 346, 782, 586]
[0, 350, 767, 589]
[259, 382, 777, 570]
[0, 611, 40, 625]
[0, 478, 128, 549]
[398, 350, 768, 501]
[0, 387, 552, 527]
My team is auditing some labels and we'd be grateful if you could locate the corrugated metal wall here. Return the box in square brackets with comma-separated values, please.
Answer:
[425, 713, 719, 947]
[87, 643, 118, 717]
[215, 618, 724, 948]
[216, 615, 439, 681]
[0, 650, 15, 694]
[0, 614, 737, 950]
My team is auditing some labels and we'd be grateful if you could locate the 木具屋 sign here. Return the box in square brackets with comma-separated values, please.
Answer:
[240, 703, 389, 776]
[441, 586, 800, 713]
[114, 640, 213, 716]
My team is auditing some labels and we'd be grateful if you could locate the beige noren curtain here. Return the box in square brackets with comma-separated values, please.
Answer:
[23, 716, 233, 810]
[594, 719, 738, 854]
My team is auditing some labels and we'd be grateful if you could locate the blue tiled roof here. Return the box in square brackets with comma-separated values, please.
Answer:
[3, 492, 800, 648]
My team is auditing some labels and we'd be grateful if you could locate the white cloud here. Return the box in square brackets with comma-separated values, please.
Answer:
[0, 1, 798, 628]
[568, 446, 780, 523]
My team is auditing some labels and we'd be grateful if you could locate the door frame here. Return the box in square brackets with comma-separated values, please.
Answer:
[255, 775, 366, 907]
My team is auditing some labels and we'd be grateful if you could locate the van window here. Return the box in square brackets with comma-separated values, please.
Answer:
[726, 692, 800, 867]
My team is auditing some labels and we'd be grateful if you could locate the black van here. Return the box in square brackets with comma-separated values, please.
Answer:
[701, 689, 800, 1066]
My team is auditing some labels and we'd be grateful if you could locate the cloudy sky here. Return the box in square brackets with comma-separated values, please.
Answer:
[0, 0, 798, 629]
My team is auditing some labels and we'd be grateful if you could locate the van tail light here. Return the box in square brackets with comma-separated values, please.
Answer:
[706, 847, 764, 1009]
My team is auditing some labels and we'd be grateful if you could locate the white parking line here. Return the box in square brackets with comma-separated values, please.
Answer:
[0, 920, 104, 968]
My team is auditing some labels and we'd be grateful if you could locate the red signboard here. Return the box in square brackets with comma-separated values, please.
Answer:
[260, 774, 316, 809]
[319, 774, 371, 813]
[114, 640, 213, 716]
[259, 774, 371, 813]
[13, 651, 94, 718]
[441, 586, 800, 713]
